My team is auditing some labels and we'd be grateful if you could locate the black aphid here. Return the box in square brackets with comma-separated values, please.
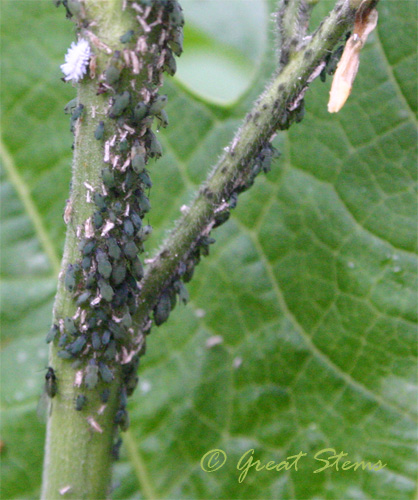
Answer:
[45, 367, 58, 398]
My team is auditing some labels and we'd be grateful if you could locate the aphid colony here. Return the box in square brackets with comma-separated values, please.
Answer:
[48, 0, 185, 438]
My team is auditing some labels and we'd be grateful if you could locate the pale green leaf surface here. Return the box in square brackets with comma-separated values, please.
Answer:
[1, 1, 417, 500]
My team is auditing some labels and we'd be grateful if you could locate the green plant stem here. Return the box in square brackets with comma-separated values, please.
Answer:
[41, 1, 138, 498]
[133, 0, 379, 329]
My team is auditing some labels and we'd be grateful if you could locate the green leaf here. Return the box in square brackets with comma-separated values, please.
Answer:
[1, 1, 416, 499]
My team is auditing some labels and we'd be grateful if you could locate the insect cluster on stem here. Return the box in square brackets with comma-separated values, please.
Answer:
[48, 0, 185, 441]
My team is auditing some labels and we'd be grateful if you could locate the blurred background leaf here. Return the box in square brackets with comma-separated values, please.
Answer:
[1, 1, 416, 499]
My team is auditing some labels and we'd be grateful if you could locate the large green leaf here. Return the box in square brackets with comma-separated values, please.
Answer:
[1, 1, 416, 499]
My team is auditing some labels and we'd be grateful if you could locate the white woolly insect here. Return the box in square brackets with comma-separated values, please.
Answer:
[60, 39, 91, 83]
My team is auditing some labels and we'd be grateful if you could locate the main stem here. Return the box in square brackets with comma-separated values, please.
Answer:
[41, 1, 138, 498]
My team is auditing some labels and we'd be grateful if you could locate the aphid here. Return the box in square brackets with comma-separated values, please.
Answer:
[146, 131, 162, 158]
[112, 201, 124, 215]
[75, 394, 87, 411]
[64, 98, 78, 115]
[259, 146, 274, 173]
[91, 331, 101, 350]
[97, 252, 112, 279]
[229, 192, 238, 209]
[81, 256, 91, 271]
[65, 0, 84, 18]
[121, 311, 132, 328]
[99, 279, 114, 302]
[105, 66, 121, 86]
[64, 264, 77, 292]
[125, 273, 137, 292]
[58, 350, 73, 360]
[85, 361, 99, 389]
[182, 259, 195, 282]
[111, 262, 127, 286]
[130, 212, 142, 230]
[93, 211, 103, 229]
[133, 102, 148, 123]
[79, 238, 96, 256]
[139, 224, 152, 241]
[101, 167, 115, 189]
[119, 386, 128, 409]
[156, 109, 169, 129]
[130, 257, 144, 281]
[169, 2, 184, 27]
[138, 170, 152, 188]
[148, 95, 167, 116]
[94, 121, 105, 140]
[137, 192, 151, 213]
[123, 241, 138, 260]
[100, 388, 111, 403]
[64, 317, 77, 335]
[45, 367, 58, 398]
[115, 409, 130, 431]
[98, 362, 114, 383]
[154, 292, 171, 326]
[320, 45, 344, 82]
[70, 104, 85, 134]
[169, 27, 183, 56]
[37, 366, 58, 421]
[163, 50, 177, 76]
[199, 236, 216, 256]
[119, 139, 129, 153]
[61, 39, 91, 83]
[169, 288, 177, 310]
[111, 437, 123, 460]
[174, 280, 189, 305]
[102, 330, 111, 345]
[94, 192, 107, 212]
[67, 335, 87, 355]
[122, 219, 134, 237]
[104, 340, 117, 360]
[85, 272, 97, 289]
[214, 210, 230, 227]
[113, 284, 129, 308]
[120, 30, 134, 44]
[76, 291, 90, 306]
[109, 321, 128, 341]
[107, 238, 122, 260]
[131, 153, 145, 174]
[58, 334, 68, 348]
[125, 373, 139, 396]
[105, 51, 124, 86]
[46, 324, 59, 344]
[109, 91, 130, 118]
